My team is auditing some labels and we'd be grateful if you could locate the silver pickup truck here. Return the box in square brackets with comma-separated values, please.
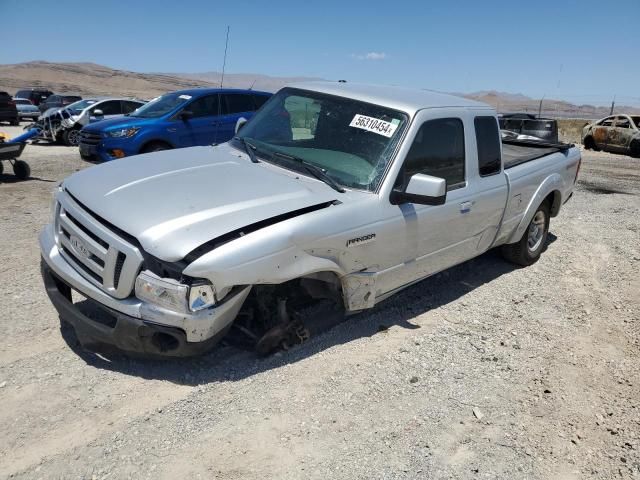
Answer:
[40, 82, 581, 357]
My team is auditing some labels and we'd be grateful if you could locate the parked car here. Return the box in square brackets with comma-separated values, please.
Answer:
[36, 97, 145, 146]
[582, 114, 640, 157]
[40, 82, 581, 357]
[78, 88, 271, 161]
[0, 91, 19, 125]
[14, 88, 53, 106]
[14, 98, 41, 122]
[38, 94, 83, 113]
[498, 113, 559, 142]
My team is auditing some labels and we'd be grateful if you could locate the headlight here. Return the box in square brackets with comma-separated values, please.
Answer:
[134, 270, 216, 313]
[108, 127, 140, 138]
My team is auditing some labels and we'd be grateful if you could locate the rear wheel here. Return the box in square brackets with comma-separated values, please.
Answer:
[62, 128, 81, 146]
[630, 140, 640, 158]
[141, 141, 171, 153]
[10, 118, 19, 126]
[0, 161, 4, 176]
[12, 160, 30, 180]
[501, 202, 550, 266]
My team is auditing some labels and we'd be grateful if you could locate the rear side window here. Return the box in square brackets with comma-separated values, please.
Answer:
[223, 94, 255, 114]
[15, 90, 29, 99]
[252, 94, 269, 109]
[474, 116, 501, 176]
[93, 101, 121, 115]
[401, 118, 465, 190]
[187, 94, 220, 117]
[121, 101, 142, 114]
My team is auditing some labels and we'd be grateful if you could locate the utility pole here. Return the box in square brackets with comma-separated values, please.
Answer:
[609, 95, 616, 116]
[220, 26, 230, 88]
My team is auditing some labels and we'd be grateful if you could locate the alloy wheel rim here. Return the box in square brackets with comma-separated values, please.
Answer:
[527, 211, 546, 252]
[68, 130, 80, 146]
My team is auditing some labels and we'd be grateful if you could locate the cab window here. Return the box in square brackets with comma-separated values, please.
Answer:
[474, 116, 501, 176]
[398, 118, 466, 190]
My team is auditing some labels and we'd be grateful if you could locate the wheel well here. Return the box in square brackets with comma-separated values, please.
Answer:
[139, 139, 173, 153]
[544, 191, 561, 217]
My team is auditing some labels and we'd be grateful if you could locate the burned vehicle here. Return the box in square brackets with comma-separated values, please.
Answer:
[582, 114, 640, 157]
[35, 97, 145, 146]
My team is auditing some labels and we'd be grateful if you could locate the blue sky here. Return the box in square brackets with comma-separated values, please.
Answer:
[1, 0, 638, 105]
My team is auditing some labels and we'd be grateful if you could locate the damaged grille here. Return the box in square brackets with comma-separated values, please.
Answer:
[55, 191, 143, 299]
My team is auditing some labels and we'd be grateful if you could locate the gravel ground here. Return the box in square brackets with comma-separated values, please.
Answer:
[0, 125, 638, 479]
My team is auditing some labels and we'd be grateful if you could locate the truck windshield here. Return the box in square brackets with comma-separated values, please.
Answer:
[129, 93, 191, 118]
[234, 87, 408, 192]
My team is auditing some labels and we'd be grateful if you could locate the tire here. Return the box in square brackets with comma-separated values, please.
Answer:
[12, 160, 30, 180]
[62, 128, 81, 147]
[501, 202, 550, 267]
[583, 136, 599, 151]
[630, 140, 640, 159]
[141, 141, 171, 153]
[0, 161, 3, 176]
[10, 118, 19, 126]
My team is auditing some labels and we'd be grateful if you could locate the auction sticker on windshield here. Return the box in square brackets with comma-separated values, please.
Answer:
[349, 114, 399, 138]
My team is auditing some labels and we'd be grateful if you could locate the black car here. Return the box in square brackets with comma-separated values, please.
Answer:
[0, 91, 19, 125]
[38, 94, 83, 113]
[14, 88, 54, 107]
[498, 113, 559, 143]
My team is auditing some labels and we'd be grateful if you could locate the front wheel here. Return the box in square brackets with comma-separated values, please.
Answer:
[630, 140, 640, 158]
[501, 202, 550, 266]
[141, 141, 171, 153]
[583, 136, 599, 151]
[62, 128, 81, 146]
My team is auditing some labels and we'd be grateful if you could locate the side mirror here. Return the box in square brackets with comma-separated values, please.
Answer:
[235, 117, 248, 134]
[179, 110, 194, 121]
[390, 173, 447, 205]
[92, 109, 104, 117]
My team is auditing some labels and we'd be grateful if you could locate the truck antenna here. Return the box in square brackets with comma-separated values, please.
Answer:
[220, 25, 230, 88]
[248, 78, 257, 90]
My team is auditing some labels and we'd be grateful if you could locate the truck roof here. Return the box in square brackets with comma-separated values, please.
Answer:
[289, 81, 491, 115]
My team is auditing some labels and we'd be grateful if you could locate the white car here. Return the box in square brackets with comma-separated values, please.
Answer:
[37, 97, 145, 146]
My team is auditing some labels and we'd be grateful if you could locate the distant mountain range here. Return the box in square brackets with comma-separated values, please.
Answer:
[1, 62, 637, 118]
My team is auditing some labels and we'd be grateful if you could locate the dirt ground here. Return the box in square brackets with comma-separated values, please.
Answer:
[0, 124, 638, 480]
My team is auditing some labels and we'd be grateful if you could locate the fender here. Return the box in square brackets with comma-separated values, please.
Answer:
[505, 173, 563, 245]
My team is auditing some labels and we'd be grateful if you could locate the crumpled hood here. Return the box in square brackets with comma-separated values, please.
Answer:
[63, 144, 338, 261]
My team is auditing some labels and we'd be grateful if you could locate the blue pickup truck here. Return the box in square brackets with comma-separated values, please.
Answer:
[78, 88, 271, 161]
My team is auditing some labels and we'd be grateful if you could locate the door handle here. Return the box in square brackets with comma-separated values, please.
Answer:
[460, 201, 474, 214]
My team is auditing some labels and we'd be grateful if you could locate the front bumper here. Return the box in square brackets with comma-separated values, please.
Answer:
[79, 138, 138, 162]
[39, 224, 251, 355]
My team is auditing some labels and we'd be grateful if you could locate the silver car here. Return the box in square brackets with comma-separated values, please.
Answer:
[40, 82, 581, 357]
[14, 98, 40, 122]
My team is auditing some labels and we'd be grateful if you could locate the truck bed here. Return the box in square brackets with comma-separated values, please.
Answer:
[502, 139, 573, 169]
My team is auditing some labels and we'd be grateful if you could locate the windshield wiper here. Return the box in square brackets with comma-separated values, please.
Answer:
[237, 137, 260, 163]
[271, 151, 345, 193]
